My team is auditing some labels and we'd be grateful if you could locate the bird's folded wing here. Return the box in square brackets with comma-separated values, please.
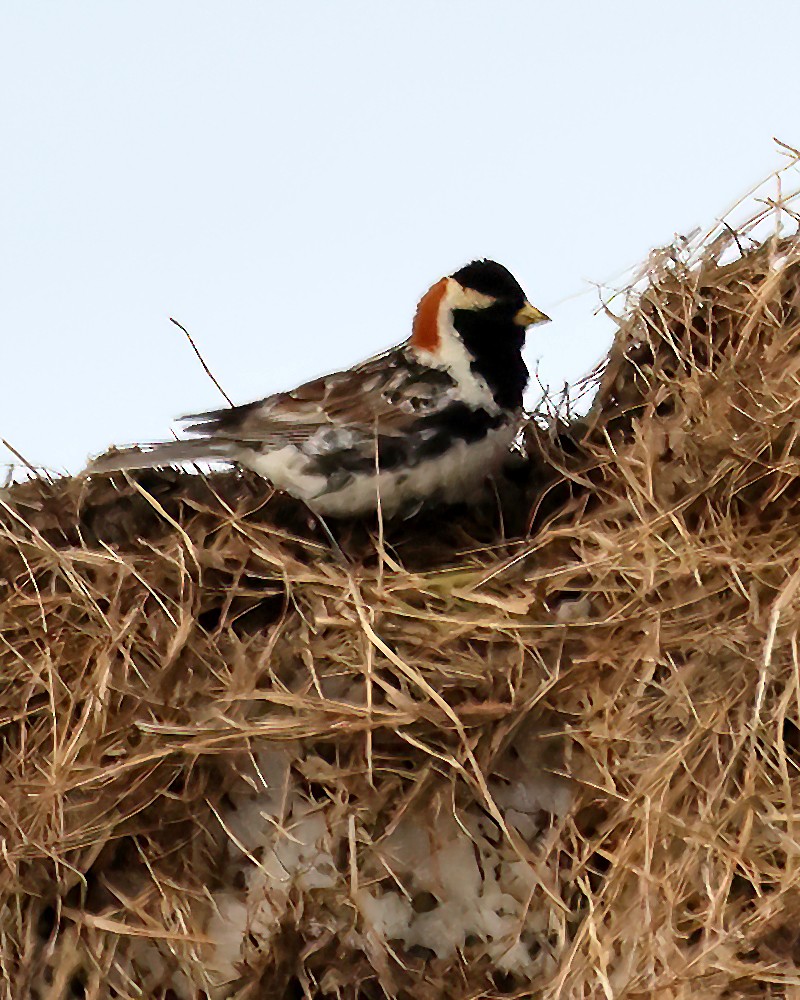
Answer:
[181, 347, 456, 446]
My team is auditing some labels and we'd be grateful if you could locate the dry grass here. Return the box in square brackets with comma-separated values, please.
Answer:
[4, 186, 800, 999]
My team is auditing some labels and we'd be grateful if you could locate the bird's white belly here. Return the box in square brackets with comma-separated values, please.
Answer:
[239, 444, 330, 503]
[251, 423, 517, 518]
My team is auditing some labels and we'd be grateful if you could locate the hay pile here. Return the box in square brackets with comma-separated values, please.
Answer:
[4, 205, 800, 999]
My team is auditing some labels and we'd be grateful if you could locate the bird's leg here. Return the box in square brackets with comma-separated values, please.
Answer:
[308, 507, 351, 565]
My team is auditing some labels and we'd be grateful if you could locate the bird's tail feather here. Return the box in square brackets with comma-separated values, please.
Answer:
[83, 439, 231, 475]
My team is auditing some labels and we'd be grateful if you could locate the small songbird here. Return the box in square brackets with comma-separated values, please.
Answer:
[87, 260, 549, 517]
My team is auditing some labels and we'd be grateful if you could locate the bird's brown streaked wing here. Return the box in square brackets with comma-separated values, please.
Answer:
[180, 347, 457, 446]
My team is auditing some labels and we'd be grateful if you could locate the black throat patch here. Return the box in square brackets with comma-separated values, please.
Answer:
[451, 306, 529, 411]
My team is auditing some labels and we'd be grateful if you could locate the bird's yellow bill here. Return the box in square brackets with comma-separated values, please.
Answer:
[514, 301, 550, 327]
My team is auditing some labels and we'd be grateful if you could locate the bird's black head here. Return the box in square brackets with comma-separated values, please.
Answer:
[448, 259, 549, 411]
[450, 259, 528, 308]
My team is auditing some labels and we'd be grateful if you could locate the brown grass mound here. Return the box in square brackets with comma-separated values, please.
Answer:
[4, 203, 800, 999]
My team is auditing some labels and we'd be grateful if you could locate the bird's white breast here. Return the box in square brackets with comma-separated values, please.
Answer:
[299, 421, 517, 518]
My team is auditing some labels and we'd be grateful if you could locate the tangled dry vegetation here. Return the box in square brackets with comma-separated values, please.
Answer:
[4, 204, 800, 1000]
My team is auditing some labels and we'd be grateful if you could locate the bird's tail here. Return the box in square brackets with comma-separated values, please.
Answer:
[83, 438, 231, 475]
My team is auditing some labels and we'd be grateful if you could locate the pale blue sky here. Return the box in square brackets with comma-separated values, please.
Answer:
[2, 2, 798, 473]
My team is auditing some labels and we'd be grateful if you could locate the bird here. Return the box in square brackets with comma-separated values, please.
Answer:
[86, 260, 549, 518]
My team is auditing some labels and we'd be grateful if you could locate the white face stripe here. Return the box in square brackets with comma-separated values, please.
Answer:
[444, 278, 496, 312]
[410, 278, 500, 412]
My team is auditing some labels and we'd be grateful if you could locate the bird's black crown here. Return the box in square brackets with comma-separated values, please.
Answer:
[451, 259, 526, 306]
